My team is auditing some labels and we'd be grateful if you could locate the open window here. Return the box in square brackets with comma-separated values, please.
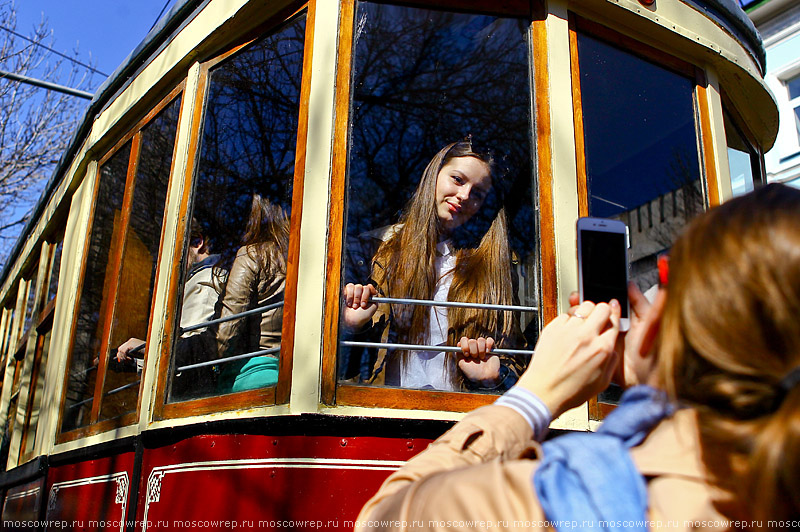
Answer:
[324, 0, 540, 411]
[58, 87, 183, 440]
[155, 8, 310, 418]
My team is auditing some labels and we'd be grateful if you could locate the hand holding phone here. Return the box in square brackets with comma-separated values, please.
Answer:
[577, 217, 630, 331]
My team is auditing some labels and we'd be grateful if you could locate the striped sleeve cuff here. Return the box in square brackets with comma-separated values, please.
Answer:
[495, 386, 552, 441]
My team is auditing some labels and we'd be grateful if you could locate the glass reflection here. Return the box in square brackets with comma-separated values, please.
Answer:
[100, 96, 182, 421]
[167, 14, 306, 403]
[577, 33, 703, 292]
[724, 111, 755, 197]
[338, 2, 536, 393]
[62, 141, 130, 432]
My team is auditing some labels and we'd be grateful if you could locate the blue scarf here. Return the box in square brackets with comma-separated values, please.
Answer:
[533, 386, 674, 532]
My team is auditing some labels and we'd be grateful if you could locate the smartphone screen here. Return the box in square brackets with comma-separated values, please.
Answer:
[579, 227, 629, 319]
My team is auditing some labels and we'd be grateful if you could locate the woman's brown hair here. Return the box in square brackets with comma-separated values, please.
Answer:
[371, 141, 517, 386]
[657, 184, 800, 527]
[241, 193, 290, 276]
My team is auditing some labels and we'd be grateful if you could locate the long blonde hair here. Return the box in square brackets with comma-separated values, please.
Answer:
[372, 141, 517, 385]
[657, 184, 800, 527]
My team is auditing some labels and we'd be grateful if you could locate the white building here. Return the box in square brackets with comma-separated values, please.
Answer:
[744, 0, 800, 187]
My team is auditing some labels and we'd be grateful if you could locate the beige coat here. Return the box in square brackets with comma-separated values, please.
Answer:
[356, 404, 739, 532]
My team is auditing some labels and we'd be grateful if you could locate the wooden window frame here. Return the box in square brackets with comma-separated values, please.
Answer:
[20, 272, 37, 341]
[153, 3, 313, 421]
[57, 82, 186, 444]
[568, 14, 721, 420]
[18, 237, 62, 463]
[18, 309, 54, 463]
[320, 0, 550, 412]
[720, 90, 767, 189]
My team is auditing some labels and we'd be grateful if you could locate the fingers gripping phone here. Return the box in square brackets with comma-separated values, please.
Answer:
[577, 217, 630, 331]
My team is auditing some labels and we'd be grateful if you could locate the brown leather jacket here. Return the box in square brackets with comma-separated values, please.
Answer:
[216, 246, 284, 359]
[356, 405, 739, 531]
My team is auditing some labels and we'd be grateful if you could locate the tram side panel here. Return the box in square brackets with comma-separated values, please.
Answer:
[44, 452, 135, 531]
[134, 432, 431, 531]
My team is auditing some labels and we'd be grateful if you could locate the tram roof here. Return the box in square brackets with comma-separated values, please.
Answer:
[0, 0, 766, 283]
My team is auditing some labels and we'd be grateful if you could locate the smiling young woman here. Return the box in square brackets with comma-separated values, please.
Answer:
[339, 140, 527, 392]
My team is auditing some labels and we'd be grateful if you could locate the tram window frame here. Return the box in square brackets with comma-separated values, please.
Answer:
[568, 15, 722, 420]
[321, 0, 545, 412]
[720, 94, 766, 195]
[152, 4, 313, 420]
[18, 231, 63, 463]
[56, 83, 186, 443]
[0, 302, 16, 385]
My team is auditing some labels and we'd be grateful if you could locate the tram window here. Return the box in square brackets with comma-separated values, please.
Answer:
[62, 141, 131, 433]
[22, 275, 37, 336]
[723, 110, 757, 197]
[165, 14, 306, 404]
[19, 328, 51, 462]
[45, 238, 64, 306]
[575, 31, 703, 293]
[0, 358, 22, 471]
[0, 305, 14, 367]
[61, 92, 182, 435]
[336, 2, 536, 396]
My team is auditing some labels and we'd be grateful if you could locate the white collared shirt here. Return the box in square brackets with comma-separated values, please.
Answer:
[401, 240, 457, 391]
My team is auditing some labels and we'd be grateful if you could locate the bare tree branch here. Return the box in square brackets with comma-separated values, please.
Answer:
[0, 0, 99, 267]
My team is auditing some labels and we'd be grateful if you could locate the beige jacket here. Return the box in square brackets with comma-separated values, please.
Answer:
[356, 405, 738, 532]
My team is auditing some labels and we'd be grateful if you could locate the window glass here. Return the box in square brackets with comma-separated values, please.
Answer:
[100, 97, 181, 421]
[46, 239, 64, 305]
[21, 329, 51, 460]
[0, 359, 22, 471]
[337, 2, 536, 394]
[0, 307, 14, 365]
[788, 74, 800, 100]
[166, 14, 306, 403]
[577, 33, 703, 292]
[62, 93, 181, 434]
[62, 141, 131, 432]
[724, 111, 756, 197]
[788, 74, 800, 144]
[22, 273, 37, 335]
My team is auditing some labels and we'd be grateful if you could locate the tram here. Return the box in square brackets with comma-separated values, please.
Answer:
[0, 0, 776, 529]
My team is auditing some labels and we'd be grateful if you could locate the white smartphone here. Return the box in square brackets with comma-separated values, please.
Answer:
[577, 217, 630, 331]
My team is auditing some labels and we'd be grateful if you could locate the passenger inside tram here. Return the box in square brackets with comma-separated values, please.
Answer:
[115, 218, 225, 398]
[214, 193, 288, 394]
[341, 140, 526, 392]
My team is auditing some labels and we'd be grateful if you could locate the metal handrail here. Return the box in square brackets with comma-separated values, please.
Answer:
[68, 379, 142, 410]
[180, 301, 284, 334]
[341, 340, 534, 357]
[371, 296, 537, 313]
[176, 346, 280, 372]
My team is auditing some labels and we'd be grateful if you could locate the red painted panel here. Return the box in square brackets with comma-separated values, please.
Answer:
[2, 477, 44, 527]
[136, 434, 433, 531]
[45, 452, 135, 532]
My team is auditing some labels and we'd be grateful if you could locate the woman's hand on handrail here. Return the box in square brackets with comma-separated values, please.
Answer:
[342, 283, 379, 331]
[517, 300, 621, 419]
[457, 336, 501, 386]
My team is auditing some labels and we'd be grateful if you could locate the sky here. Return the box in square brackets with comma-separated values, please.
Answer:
[14, 0, 179, 84]
[0, 1, 178, 267]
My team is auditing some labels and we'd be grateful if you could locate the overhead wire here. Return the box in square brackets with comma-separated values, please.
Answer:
[0, 24, 109, 77]
[148, 0, 174, 32]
